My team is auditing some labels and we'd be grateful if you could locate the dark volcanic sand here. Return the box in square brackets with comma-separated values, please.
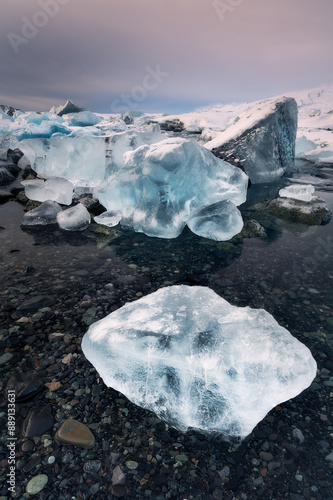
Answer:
[0, 175, 333, 500]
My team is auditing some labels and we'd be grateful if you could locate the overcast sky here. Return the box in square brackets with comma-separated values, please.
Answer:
[1, 0, 332, 113]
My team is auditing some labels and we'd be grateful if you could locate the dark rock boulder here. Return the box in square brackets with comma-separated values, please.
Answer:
[205, 97, 298, 184]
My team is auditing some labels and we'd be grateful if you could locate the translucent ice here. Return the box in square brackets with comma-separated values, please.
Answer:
[187, 200, 243, 241]
[94, 211, 121, 227]
[19, 137, 107, 187]
[22, 177, 74, 205]
[63, 111, 102, 127]
[81, 286, 317, 439]
[279, 184, 315, 202]
[96, 137, 248, 240]
[21, 200, 62, 226]
[57, 203, 91, 231]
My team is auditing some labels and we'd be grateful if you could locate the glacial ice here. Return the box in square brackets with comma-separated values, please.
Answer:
[22, 177, 74, 205]
[279, 184, 315, 202]
[49, 100, 86, 116]
[63, 111, 102, 127]
[57, 203, 91, 231]
[21, 200, 62, 226]
[81, 285, 317, 438]
[19, 137, 107, 187]
[187, 200, 243, 241]
[204, 97, 298, 184]
[18, 124, 164, 187]
[94, 211, 121, 227]
[96, 137, 248, 240]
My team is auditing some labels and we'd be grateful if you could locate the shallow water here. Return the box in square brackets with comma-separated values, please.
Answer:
[1, 168, 332, 342]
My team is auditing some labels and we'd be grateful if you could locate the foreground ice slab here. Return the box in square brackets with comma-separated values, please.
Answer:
[82, 286, 317, 438]
[96, 137, 248, 240]
[204, 97, 298, 184]
[279, 184, 315, 202]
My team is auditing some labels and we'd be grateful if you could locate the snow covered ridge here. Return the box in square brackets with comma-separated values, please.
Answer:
[204, 97, 298, 184]
[81, 285, 317, 439]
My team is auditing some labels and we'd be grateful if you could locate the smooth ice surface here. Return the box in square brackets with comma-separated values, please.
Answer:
[187, 200, 243, 241]
[57, 203, 91, 231]
[204, 97, 298, 184]
[19, 137, 107, 187]
[63, 111, 102, 127]
[21, 200, 62, 226]
[94, 211, 121, 227]
[96, 137, 248, 240]
[279, 184, 315, 202]
[82, 286, 317, 438]
[22, 178, 74, 205]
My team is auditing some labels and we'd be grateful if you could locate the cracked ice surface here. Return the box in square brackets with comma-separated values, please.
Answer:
[82, 286, 317, 438]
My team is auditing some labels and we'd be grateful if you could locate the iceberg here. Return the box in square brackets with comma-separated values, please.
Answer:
[49, 100, 86, 116]
[63, 111, 102, 127]
[22, 177, 74, 205]
[279, 184, 315, 202]
[204, 97, 298, 184]
[18, 124, 163, 187]
[96, 137, 248, 240]
[82, 285, 317, 439]
[19, 136, 107, 187]
[21, 200, 62, 226]
[57, 203, 91, 231]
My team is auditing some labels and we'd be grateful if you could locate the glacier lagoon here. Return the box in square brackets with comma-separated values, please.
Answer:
[1, 92, 333, 499]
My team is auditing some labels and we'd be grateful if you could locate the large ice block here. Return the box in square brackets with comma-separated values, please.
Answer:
[81, 286, 317, 439]
[96, 137, 248, 240]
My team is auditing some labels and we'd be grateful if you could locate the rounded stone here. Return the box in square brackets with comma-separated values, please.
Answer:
[26, 474, 48, 495]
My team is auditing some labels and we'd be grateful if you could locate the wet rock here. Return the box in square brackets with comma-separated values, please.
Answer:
[17, 295, 55, 312]
[55, 418, 95, 448]
[110, 484, 126, 498]
[83, 460, 102, 474]
[26, 474, 48, 495]
[249, 197, 332, 225]
[21, 440, 34, 452]
[0, 167, 15, 186]
[6, 372, 44, 402]
[112, 465, 126, 485]
[21, 405, 54, 438]
[7, 148, 24, 164]
[0, 190, 13, 203]
[0, 352, 13, 365]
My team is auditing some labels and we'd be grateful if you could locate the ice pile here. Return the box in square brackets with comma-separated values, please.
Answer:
[19, 137, 107, 187]
[82, 285, 317, 438]
[18, 124, 164, 187]
[279, 184, 316, 202]
[204, 97, 298, 184]
[22, 178, 74, 205]
[96, 137, 248, 240]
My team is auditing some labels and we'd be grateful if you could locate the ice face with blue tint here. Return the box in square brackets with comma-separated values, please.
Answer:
[96, 137, 248, 240]
[81, 286, 317, 439]
[19, 136, 107, 187]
